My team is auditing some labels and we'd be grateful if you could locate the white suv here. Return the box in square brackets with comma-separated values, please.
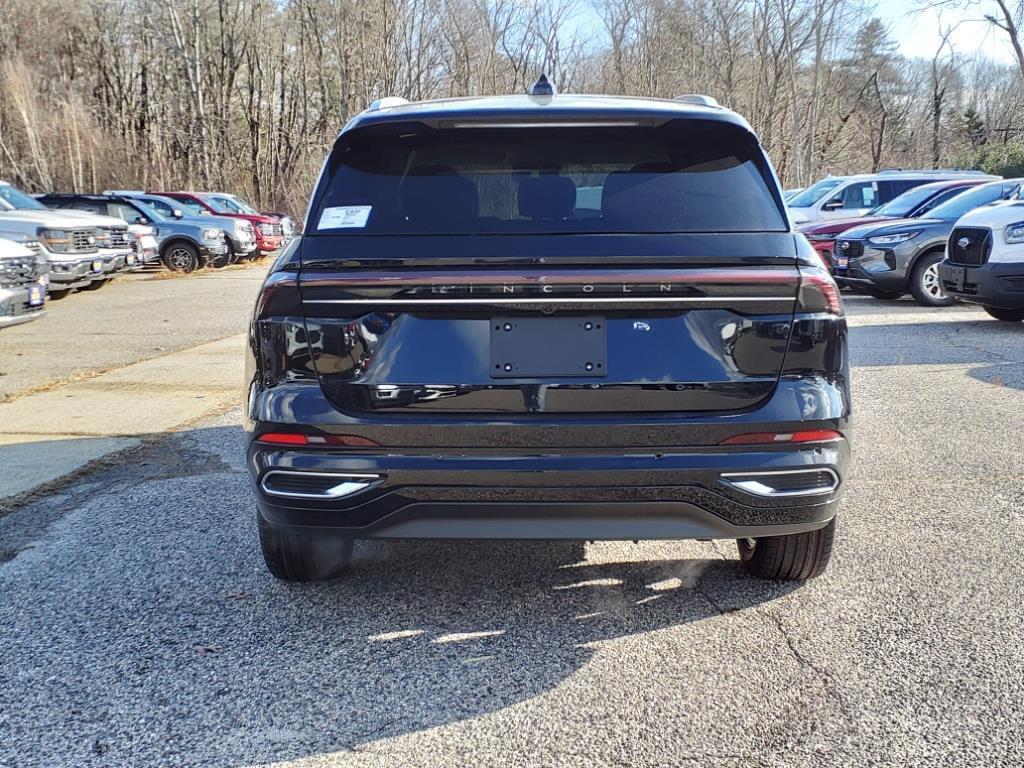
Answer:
[787, 170, 997, 224]
[939, 201, 1024, 321]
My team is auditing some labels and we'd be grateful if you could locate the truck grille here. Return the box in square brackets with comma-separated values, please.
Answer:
[70, 230, 98, 253]
[260, 222, 283, 236]
[0, 255, 40, 289]
[947, 227, 992, 266]
[105, 226, 130, 248]
[835, 240, 864, 260]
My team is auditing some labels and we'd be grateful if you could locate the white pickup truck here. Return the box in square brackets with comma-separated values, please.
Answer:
[0, 181, 135, 298]
[0, 236, 46, 328]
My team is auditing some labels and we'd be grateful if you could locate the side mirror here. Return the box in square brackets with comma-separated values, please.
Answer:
[173, 209, 184, 219]
[134, 216, 149, 225]
[822, 198, 844, 211]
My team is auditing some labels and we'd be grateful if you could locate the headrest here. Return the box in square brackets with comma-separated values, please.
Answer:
[517, 176, 576, 220]
[399, 166, 478, 227]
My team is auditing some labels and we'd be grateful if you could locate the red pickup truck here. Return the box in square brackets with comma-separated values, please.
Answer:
[151, 191, 285, 256]
[798, 179, 986, 267]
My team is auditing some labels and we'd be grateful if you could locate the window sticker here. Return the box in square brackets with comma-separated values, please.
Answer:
[318, 205, 372, 229]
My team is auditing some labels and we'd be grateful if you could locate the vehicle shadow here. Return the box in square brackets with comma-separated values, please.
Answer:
[210, 535, 800, 762]
[2, 428, 802, 766]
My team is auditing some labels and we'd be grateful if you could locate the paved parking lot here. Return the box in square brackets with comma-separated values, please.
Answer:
[0, 265, 268, 401]
[1, 287, 1023, 767]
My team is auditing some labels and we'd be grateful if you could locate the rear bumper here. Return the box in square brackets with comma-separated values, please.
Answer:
[938, 260, 1024, 309]
[248, 431, 848, 541]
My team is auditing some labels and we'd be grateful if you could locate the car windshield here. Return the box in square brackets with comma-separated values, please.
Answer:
[927, 183, 1015, 220]
[202, 195, 247, 215]
[131, 199, 167, 223]
[211, 195, 258, 215]
[314, 121, 787, 235]
[788, 179, 843, 208]
[176, 198, 209, 216]
[871, 185, 950, 217]
[0, 184, 48, 211]
[137, 195, 188, 218]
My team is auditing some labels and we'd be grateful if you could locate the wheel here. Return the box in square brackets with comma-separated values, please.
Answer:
[211, 251, 231, 268]
[48, 288, 70, 300]
[910, 251, 955, 306]
[737, 518, 836, 580]
[257, 513, 353, 582]
[862, 287, 903, 301]
[80, 278, 108, 291]
[162, 242, 201, 273]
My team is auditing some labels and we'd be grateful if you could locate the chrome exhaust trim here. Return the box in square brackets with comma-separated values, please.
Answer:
[719, 468, 840, 498]
[260, 470, 382, 500]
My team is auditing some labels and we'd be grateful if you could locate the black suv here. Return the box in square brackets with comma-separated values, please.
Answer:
[245, 89, 850, 582]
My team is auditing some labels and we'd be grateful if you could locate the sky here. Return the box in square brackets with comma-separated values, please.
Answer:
[877, 1, 1017, 63]
[565, 1, 1019, 66]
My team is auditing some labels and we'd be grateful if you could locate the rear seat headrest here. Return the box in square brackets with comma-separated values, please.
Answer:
[399, 165, 478, 226]
[517, 176, 576, 220]
[602, 164, 678, 227]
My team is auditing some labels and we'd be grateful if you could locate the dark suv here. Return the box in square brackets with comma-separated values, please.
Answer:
[245, 90, 850, 583]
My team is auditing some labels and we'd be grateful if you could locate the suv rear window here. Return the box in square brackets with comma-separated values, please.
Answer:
[313, 121, 786, 235]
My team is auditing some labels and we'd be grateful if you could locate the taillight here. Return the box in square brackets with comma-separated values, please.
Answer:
[719, 430, 843, 446]
[797, 266, 843, 316]
[257, 433, 381, 447]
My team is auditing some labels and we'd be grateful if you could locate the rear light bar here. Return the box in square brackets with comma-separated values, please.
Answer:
[719, 430, 843, 446]
[797, 267, 844, 316]
[257, 432, 381, 447]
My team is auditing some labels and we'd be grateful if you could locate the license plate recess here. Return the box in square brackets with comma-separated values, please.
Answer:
[490, 316, 606, 378]
[950, 266, 966, 291]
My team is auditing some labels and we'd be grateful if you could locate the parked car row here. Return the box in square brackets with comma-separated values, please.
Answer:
[790, 170, 1024, 318]
[0, 181, 294, 329]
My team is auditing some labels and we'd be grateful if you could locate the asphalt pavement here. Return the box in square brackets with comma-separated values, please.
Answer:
[0, 264, 268, 401]
[1, 295, 1023, 767]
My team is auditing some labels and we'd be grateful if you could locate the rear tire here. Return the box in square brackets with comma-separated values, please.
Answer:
[162, 242, 200, 273]
[910, 251, 955, 307]
[984, 306, 1024, 322]
[737, 518, 836, 580]
[257, 513, 353, 582]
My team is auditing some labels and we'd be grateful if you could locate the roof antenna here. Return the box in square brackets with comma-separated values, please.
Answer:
[528, 73, 556, 101]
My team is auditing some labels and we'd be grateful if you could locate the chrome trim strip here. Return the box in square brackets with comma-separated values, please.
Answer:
[260, 470, 382, 500]
[303, 296, 793, 306]
[719, 468, 840, 498]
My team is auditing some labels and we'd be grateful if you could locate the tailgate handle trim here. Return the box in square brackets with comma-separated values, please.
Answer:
[303, 296, 793, 306]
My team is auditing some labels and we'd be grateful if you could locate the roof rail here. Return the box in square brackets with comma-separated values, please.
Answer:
[366, 97, 409, 111]
[875, 168, 988, 175]
[674, 94, 720, 108]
